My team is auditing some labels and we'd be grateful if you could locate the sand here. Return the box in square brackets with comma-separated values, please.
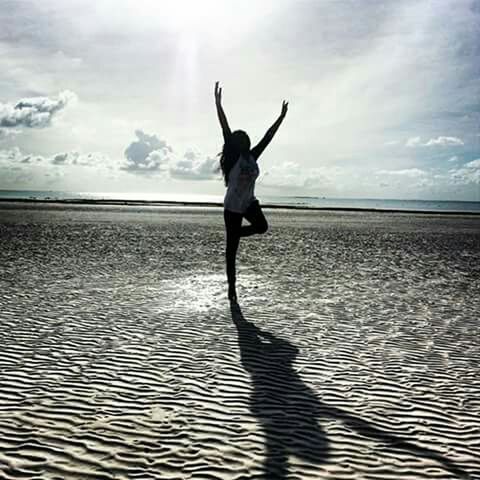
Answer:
[0, 202, 479, 480]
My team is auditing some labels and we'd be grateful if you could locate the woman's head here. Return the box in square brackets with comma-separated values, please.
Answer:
[231, 130, 251, 154]
[219, 130, 251, 185]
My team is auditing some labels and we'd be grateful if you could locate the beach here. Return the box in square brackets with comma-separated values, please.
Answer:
[0, 202, 479, 479]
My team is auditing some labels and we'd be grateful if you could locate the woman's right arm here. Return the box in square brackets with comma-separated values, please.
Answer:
[251, 100, 288, 160]
[215, 81, 231, 142]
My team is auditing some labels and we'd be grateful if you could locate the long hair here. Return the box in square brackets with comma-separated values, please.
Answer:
[219, 130, 250, 186]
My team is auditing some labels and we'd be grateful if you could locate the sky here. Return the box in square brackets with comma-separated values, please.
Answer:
[0, 0, 479, 201]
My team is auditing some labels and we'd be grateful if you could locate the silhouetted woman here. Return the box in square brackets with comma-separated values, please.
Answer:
[215, 81, 288, 301]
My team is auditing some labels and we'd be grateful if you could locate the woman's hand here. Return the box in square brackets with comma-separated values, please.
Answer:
[215, 81, 222, 106]
[281, 100, 289, 118]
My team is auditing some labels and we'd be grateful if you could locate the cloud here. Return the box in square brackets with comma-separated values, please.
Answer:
[0, 147, 110, 170]
[376, 161, 480, 191]
[122, 131, 219, 180]
[405, 137, 422, 147]
[465, 159, 480, 169]
[423, 136, 464, 146]
[0, 90, 77, 128]
[0, 147, 24, 164]
[448, 156, 459, 163]
[377, 168, 427, 178]
[0, 127, 21, 141]
[405, 136, 464, 147]
[52, 152, 69, 165]
[259, 161, 337, 192]
[122, 130, 172, 175]
[169, 150, 219, 180]
[0, 146, 117, 189]
[49, 151, 110, 167]
[1, 130, 219, 183]
[449, 159, 480, 185]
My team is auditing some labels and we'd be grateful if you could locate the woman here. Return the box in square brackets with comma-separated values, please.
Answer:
[215, 81, 288, 302]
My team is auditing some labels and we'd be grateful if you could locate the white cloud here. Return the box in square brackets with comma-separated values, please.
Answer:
[259, 161, 337, 193]
[0, 90, 77, 128]
[1, 135, 219, 183]
[465, 159, 480, 169]
[448, 156, 459, 163]
[405, 136, 422, 147]
[0, 127, 21, 141]
[122, 131, 220, 180]
[423, 136, 464, 146]
[377, 168, 427, 178]
[374, 160, 480, 190]
[122, 130, 172, 175]
[0, 147, 112, 172]
[448, 159, 480, 185]
[259, 163, 444, 198]
[169, 150, 219, 180]
[50, 151, 109, 167]
[0, 147, 24, 164]
[406, 136, 464, 147]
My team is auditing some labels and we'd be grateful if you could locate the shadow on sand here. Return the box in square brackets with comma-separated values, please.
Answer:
[230, 301, 470, 480]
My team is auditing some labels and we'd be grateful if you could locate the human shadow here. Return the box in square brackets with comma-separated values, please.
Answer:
[231, 302, 470, 480]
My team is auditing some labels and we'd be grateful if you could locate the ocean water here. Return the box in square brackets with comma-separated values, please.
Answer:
[1, 189, 480, 213]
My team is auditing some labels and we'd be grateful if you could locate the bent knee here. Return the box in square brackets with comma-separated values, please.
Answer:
[257, 222, 268, 234]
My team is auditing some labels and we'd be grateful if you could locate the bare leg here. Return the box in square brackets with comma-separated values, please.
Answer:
[224, 209, 242, 301]
[242, 200, 268, 237]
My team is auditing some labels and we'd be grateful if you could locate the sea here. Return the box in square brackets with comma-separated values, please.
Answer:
[1, 189, 480, 214]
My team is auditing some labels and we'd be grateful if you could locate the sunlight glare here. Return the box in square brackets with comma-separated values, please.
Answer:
[149, 0, 232, 33]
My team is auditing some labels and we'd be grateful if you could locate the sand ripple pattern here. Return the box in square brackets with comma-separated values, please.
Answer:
[0, 204, 479, 479]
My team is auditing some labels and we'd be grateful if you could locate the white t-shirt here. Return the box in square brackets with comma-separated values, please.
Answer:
[224, 153, 259, 213]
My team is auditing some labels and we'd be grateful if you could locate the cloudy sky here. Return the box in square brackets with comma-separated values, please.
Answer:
[0, 0, 479, 200]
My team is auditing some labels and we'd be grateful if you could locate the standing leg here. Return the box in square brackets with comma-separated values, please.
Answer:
[241, 200, 268, 237]
[224, 209, 243, 301]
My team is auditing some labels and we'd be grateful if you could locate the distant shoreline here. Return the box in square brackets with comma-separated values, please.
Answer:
[1, 197, 480, 216]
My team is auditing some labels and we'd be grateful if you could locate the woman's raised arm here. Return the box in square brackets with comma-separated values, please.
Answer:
[251, 100, 288, 160]
[215, 81, 231, 142]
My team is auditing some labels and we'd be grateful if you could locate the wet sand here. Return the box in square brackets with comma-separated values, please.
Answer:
[1, 202, 479, 479]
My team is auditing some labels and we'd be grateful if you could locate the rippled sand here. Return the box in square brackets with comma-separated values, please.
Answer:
[1, 203, 479, 480]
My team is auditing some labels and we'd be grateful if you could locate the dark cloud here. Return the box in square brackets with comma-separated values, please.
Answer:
[122, 130, 172, 175]
[52, 153, 69, 165]
[0, 90, 77, 128]
[169, 150, 219, 180]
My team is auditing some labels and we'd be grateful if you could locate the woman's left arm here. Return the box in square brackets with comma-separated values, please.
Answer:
[251, 100, 288, 160]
